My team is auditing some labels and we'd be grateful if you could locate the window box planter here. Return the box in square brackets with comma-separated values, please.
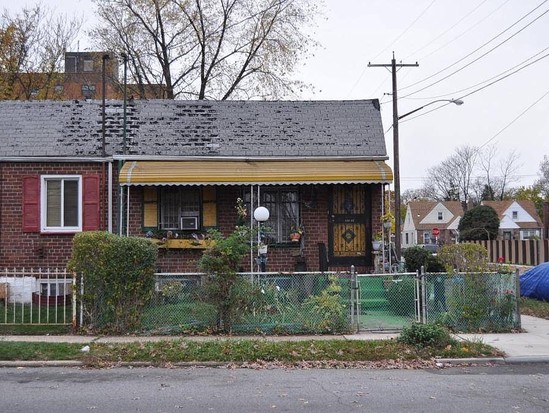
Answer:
[149, 238, 213, 249]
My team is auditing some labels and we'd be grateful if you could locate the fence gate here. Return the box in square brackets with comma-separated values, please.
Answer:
[352, 273, 420, 332]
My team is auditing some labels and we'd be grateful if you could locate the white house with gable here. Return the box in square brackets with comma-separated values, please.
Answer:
[482, 200, 543, 240]
[402, 201, 463, 249]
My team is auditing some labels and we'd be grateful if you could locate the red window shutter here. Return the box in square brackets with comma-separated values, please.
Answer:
[83, 175, 100, 231]
[22, 176, 40, 232]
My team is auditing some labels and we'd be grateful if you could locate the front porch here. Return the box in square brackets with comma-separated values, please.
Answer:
[118, 158, 392, 273]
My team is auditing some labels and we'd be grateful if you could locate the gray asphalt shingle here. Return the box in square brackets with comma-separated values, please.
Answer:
[0, 99, 388, 159]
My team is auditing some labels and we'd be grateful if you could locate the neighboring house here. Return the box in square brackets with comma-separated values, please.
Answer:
[402, 200, 544, 249]
[0, 99, 393, 273]
[402, 201, 463, 249]
[482, 200, 543, 240]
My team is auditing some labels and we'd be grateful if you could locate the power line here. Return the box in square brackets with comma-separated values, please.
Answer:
[403, 0, 492, 60]
[347, 0, 437, 97]
[410, 0, 512, 63]
[399, 0, 549, 97]
[402, 46, 549, 101]
[375, 1, 510, 101]
[398, 49, 549, 123]
[478, 87, 549, 149]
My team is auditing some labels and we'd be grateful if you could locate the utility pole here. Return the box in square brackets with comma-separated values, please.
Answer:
[368, 52, 418, 264]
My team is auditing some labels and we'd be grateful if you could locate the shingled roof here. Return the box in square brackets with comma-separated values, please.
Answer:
[0, 99, 388, 159]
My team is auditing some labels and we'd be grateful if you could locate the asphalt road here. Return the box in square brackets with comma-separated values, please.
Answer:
[1, 364, 548, 413]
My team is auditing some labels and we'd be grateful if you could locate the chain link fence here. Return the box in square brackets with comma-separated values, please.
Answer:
[355, 273, 420, 332]
[422, 272, 521, 332]
[356, 271, 520, 333]
[136, 272, 352, 335]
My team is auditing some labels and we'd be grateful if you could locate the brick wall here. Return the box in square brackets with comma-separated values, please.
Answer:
[126, 184, 384, 274]
[1, 163, 385, 273]
[0, 162, 110, 268]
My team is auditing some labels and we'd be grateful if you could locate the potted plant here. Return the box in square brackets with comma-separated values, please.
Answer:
[289, 225, 304, 242]
[372, 232, 383, 250]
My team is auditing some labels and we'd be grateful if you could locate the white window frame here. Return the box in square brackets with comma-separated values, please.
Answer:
[38, 279, 72, 297]
[521, 229, 539, 240]
[437, 211, 443, 220]
[40, 175, 82, 233]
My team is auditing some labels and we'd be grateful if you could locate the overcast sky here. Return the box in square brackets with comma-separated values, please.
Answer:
[2, 0, 548, 193]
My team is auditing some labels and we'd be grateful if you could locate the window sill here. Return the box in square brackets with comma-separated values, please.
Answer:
[269, 242, 301, 248]
[149, 238, 214, 249]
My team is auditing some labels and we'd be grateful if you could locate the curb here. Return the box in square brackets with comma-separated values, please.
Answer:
[3, 357, 549, 369]
[436, 356, 549, 365]
[0, 360, 84, 368]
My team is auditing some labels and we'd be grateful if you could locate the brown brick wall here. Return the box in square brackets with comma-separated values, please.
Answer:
[1, 164, 385, 273]
[0, 162, 110, 268]
[126, 184, 383, 273]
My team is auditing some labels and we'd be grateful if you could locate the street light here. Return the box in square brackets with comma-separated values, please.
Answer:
[393, 98, 464, 262]
[398, 99, 464, 121]
[254, 206, 270, 272]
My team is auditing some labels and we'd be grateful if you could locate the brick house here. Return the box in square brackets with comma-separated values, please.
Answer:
[0, 99, 392, 273]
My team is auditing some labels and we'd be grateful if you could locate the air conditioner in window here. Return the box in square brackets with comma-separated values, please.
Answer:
[180, 216, 199, 230]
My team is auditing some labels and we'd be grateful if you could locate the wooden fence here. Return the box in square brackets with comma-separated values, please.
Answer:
[469, 239, 549, 266]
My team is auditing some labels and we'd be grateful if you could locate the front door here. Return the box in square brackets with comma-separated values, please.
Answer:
[328, 185, 371, 267]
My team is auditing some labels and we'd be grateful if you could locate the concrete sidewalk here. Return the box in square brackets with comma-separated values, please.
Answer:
[2, 315, 549, 365]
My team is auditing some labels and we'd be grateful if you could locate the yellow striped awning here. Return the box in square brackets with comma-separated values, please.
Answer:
[119, 160, 393, 186]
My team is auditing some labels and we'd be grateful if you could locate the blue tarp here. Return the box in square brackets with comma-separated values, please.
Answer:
[520, 262, 549, 301]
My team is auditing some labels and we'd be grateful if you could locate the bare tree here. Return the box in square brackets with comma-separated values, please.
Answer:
[401, 188, 435, 205]
[0, 5, 81, 100]
[478, 144, 521, 201]
[91, 0, 321, 100]
[422, 145, 478, 206]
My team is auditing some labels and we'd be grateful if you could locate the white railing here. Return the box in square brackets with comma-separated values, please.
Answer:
[0, 268, 75, 326]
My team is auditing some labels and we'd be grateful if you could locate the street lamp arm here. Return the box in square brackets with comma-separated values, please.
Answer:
[398, 99, 463, 120]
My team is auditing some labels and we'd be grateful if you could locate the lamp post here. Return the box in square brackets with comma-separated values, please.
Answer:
[253, 206, 270, 272]
[393, 99, 464, 262]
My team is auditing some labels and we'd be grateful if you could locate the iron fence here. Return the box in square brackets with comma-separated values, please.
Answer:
[0, 268, 75, 326]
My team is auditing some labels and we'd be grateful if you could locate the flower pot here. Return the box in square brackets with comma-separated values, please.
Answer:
[372, 240, 382, 251]
[290, 233, 301, 242]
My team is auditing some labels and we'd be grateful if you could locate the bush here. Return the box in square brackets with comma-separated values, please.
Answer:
[458, 205, 499, 241]
[67, 231, 158, 334]
[398, 323, 456, 349]
[303, 275, 348, 333]
[403, 246, 445, 273]
[403, 246, 429, 273]
[438, 243, 489, 273]
[198, 227, 252, 333]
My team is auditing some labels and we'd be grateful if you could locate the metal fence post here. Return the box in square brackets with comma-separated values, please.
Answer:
[72, 272, 77, 330]
[349, 265, 356, 332]
[515, 268, 522, 330]
[421, 267, 427, 324]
